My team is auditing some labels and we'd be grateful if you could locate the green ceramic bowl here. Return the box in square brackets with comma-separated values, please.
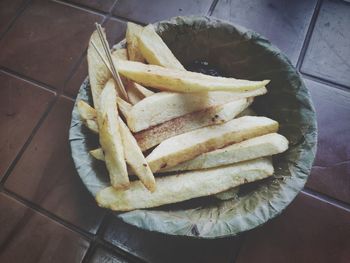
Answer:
[69, 16, 317, 238]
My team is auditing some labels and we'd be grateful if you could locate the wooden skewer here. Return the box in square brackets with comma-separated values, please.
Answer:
[95, 23, 128, 100]
[91, 40, 112, 73]
[94, 23, 129, 101]
[91, 41, 130, 106]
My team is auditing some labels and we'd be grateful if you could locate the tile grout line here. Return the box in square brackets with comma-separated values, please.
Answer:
[301, 72, 350, 92]
[207, 0, 219, 16]
[61, 93, 75, 102]
[0, 0, 32, 40]
[231, 233, 247, 263]
[81, 242, 98, 263]
[302, 188, 350, 213]
[0, 68, 57, 94]
[295, 0, 323, 70]
[51, 0, 109, 16]
[111, 14, 146, 26]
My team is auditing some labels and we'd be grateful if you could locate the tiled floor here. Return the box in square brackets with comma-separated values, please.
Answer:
[0, 0, 349, 262]
[0, 193, 89, 263]
[301, 0, 350, 87]
[211, 0, 318, 65]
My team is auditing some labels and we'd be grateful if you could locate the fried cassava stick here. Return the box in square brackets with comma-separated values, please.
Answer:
[96, 158, 273, 211]
[146, 116, 279, 172]
[116, 60, 269, 93]
[162, 133, 288, 172]
[97, 80, 129, 189]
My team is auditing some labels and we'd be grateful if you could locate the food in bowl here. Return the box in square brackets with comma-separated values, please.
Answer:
[76, 22, 289, 211]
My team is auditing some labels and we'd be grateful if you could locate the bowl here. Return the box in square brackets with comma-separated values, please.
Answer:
[69, 16, 317, 238]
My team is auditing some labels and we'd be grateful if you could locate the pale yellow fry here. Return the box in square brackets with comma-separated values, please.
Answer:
[119, 118, 156, 192]
[138, 24, 185, 70]
[77, 100, 96, 120]
[132, 82, 154, 97]
[146, 116, 279, 172]
[116, 60, 270, 93]
[112, 49, 136, 100]
[124, 80, 154, 105]
[79, 101, 155, 191]
[87, 30, 111, 110]
[85, 120, 98, 134]
[112, 48, 128, 60]
[126, 22, 145, 62]
[116, 97, 132, 118]
[162, 133, 288, 172]
[112, 48, 153, 105]
[77, 100, 99, 133]
[90, 148, 104, 161]
[96, 158, 274, 211]
[125, 82, 144, 105]
[124, 87, 266, 132]
[98, 79, 129, 189]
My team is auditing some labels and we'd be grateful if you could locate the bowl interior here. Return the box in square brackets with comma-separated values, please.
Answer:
[69, 16, 317, 238]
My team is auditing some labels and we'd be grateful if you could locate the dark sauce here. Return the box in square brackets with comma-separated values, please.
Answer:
[185, 60, 223, 77]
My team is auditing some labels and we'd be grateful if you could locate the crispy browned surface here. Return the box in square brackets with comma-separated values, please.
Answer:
[134, 99, 249, 151]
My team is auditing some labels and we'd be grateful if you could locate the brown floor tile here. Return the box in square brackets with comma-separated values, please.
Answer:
[212, 0, 317, 65]
[112, 0, 213, 24]
[66, 0, 116, 13]
[87, 246, 128, 263]
[304, 79, 350, 203]
[235, 192, 350, 263]
[0, 71, 54, 180]
[103, 216, 240, 263]
[0, 0, 104, 89]
[64, 18, 126, 98]
[64, 56, 88, 98]
[301, 0, 350, 87]
[0, 192, 89, 263]
[0, 0, 27, 35]
[5, 97, 105, 234]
